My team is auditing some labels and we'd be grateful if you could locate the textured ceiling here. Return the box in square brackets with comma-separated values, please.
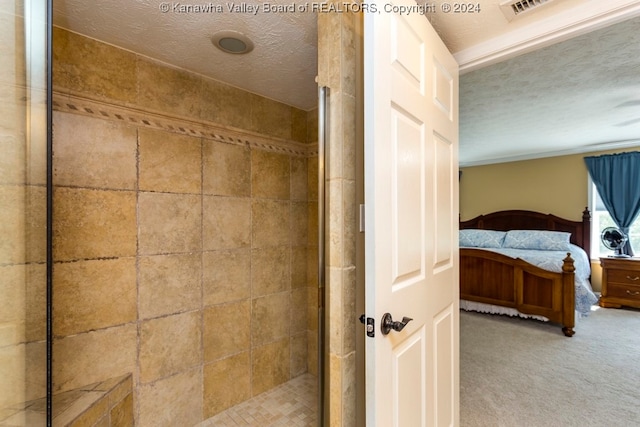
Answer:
[427, 0, 589, 53]
[460, 16, 640, 165]
[52, 0, 640, 164]
[52, 0, 319, 110]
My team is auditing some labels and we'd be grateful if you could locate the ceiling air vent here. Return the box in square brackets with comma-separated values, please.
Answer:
[500, 0, 557, 21]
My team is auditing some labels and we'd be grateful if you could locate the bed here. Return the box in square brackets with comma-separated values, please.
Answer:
[459, 208, 598, 337]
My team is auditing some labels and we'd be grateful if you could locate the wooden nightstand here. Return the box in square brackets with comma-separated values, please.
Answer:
[599, 257, 640, 309]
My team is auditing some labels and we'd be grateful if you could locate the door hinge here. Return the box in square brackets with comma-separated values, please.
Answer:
[359, 204, 365, 233]
[359, 314, 375, 338]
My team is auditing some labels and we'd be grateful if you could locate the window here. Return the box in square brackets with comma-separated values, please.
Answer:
[589, 180, 640, 258]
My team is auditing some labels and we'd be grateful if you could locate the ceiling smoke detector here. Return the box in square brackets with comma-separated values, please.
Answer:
[211, 30, 254, 54]
[500, 0, 557, 21]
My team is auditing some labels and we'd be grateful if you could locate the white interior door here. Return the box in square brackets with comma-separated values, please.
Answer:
[364, 1, 459, 426]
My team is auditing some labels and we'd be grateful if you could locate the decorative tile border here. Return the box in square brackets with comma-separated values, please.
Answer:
[53, 92, 318, 157]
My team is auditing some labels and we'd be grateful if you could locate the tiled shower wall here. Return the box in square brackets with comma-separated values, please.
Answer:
[0, 3, 47, 421]
[52, 27, 318, 426]
[317, 11, 360, 426]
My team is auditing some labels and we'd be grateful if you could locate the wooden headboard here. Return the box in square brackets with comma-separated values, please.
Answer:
[460, 208, 592, 259]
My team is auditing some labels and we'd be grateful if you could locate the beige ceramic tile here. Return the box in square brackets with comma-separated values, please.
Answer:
[327, 268, 343, 355]
[251, 247, 290, 297]
[24, 341, 47, 402]
[138, 253, 202, 320]
[290, 157, 308, 202]
[307, 246, 319, 291]
[316, 14, 329, 88]
[251, 199, 290, 248]
[327, 180, 343, 268]
[49, 388, 86, 419]
[251, 292, 290, 347]
[198, 78, 253, 131]
[251, 150, 290, 200]
[340, 14, 358, 99]
[0, 263, 45, 344]
[0, 133, 26, 186]
[53, 258, 136, 336]
[308, 282, 319, 332]
[136, 58, 201, 119]
[291, 247, 308, 289]
[138, 192, 201, 255]
[138, 368, 202, 427]
[66, 394, 109, 427]
[52, 112, 137, 190]
[203, 352, 250, 418]
[290, 333, 308, 377]
[291, 202, 309, 247]
[53, 325, 136, 394]
[0, 10, 25, 87]
[307, 108, 319, 145]
[307, 157, 319, 202]
[308, 201, 319, 249]
[291, 107, 308, 144]
[139, 311, 201, 384]
[26, 185, 48, 264]
[251, 339, 290, 395]
[328, 354, 342, 427]
[202, 196, 251, 250]
[109, 392, 133, 427]
[202, 249, 250, 306]
[102, 374, 132, 405]
[25, 105, 49, 187]
[53, 187, 137, 261]
[327, 96, 344, 181]
[51, 390, 104, 426]
[139, 128, 202, 194]
[0, 184, 26, 265]
[0, 344, 26, 409]
[52, 28, 137, 104]
[341, 351, 357, 426]
[343, 179, 357, 267]
[290, 288, 308, 335]
[341, 94, 358, 181]
[0, 265, 25, 345]
[307, 330, 318, 377]
[202, 140, 250, 197]
[317, 13, 340, 89]
[203, 300, 250, 362]
[341, 267, 357, 355]
[249, 95, 292, 140]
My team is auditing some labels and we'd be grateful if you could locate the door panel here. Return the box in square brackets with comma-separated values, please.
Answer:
[364, 0, 459, 425]
[392, 109, 424, 285]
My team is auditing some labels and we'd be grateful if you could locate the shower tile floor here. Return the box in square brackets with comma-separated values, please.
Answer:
[198, 373, 317, 427]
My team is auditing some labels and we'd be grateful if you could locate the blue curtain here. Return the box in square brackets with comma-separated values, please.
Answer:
[584, 151, 640, 256]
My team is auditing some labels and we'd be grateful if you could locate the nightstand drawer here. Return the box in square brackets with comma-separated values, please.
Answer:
[607, 282, 640, 301]
[607, 269, 640, 285]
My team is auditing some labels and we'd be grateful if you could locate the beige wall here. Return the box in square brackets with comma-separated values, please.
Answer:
[460, 146, 640, 291]
[52, 27, 317, 426]
[460, 148, 640, 222]
[460, 154, 589, 222]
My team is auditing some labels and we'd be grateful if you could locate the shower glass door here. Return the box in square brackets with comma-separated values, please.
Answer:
[0, 0, 51, 425]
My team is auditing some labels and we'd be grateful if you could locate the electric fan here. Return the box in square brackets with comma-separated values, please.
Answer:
[601, 227, 630, 258]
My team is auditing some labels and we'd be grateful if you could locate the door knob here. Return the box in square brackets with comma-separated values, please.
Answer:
[380, 313, 413, 335]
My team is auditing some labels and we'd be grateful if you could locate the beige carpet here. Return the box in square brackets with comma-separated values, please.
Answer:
[460, 307, 640, 427]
